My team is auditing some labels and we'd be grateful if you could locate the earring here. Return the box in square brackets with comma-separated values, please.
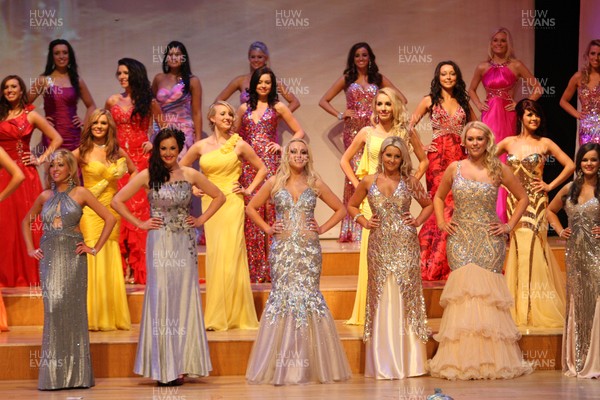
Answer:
[577, 170, 583, 180]
[50, 181, 56, 191]
[368, 61, 372, 71]
[374, 114, 379, 124]
[68, 177, 75, 189]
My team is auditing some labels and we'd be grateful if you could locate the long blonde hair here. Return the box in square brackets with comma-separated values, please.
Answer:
[581, 39, 600, 85]
[462, 121, 502, 184]
[79, 109, 120, 163]
[46, 150, 81, 188]
[271, 138, 320, 197]
[376, 136, 413, 178]
[370, 87, 411, 148]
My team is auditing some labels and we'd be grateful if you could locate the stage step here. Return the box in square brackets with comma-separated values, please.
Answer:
[0, 321, 562, 380]
[2, 278, 446, 326]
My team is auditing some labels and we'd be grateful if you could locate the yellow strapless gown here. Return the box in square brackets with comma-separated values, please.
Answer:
[200, 134, 259, 331]
[81, 158, 131, 331]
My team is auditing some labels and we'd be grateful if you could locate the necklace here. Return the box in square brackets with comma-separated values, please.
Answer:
[93, 142, 107, 148]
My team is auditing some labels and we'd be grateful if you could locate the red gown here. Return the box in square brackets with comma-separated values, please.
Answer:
[0, 105, 42, 288]
[419, 104, 467, 281]
[111, 105, 150, 284]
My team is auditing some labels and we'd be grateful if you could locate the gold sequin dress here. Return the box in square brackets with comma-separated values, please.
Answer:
[505, 154, 566, 327]
[563, 197, 600, 378]
[364, 176, 428, 379]
[429, 163, 532, 380]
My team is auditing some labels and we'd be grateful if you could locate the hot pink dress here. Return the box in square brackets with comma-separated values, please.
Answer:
[111, 105, 150, 284]
[155, 80, 195, 159]
[481, 62, 517, 223]
[239, 106, 280, 282]
[0, 105, 42, 287]
[339, 82, 377, 243]
[578, 83, 600, 144]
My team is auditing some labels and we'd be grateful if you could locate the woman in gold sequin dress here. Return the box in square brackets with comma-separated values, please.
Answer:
[497, 99, 574, 328]
[429, 121, 531, 380]
[245, 139, 351, 385]
[348, 136, 432, 379]
[559, 39, 600, 145]
[341, 88, 428, 326]
[547, 142, 600, 378]
[320, 42, 407, 243]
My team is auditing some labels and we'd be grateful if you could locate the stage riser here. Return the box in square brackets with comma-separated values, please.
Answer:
[0, 335, 562, 380]
[197, 247, 566, 278]
[3, 288, 442, 326]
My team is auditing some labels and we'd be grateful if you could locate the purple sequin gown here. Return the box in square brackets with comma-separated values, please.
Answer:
[339, 82, 377, 243]
[239, 106, 280, 282]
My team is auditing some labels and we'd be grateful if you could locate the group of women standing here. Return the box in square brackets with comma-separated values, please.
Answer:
[0, 28, 597, 390]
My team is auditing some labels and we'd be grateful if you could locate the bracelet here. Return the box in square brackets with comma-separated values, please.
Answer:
[90, 247, 97, 256]
[558, 229, 564, 238]
[353, 213, 363, 222]
[337, 112, 344, 120]
[504, 223, 512, 233]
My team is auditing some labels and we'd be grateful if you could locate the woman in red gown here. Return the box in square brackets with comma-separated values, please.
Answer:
[105, 59, 162, 284]
[410, 61, 476, 281]
[0, 75, 62, 287]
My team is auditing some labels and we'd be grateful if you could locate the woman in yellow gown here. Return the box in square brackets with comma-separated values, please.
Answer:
[497, 99, 574, 328]
[181, 101, 266, 331]
[340, 88, 428, 325]
[73, 109, 136, 331]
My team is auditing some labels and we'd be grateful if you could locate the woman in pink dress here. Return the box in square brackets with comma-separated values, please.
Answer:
[469, 27, 542, 222]
[234, 67, 304, 282]
[411, 61, 476, 281]
[106, 58, 162, 284]
[319, 42, 406, 243]
[152, 41, 203, 158]
[216, 41, 300, 110]
[560, 39, 600, 145]
[0, 75, 62, 287]
[28, 39, 96, 151]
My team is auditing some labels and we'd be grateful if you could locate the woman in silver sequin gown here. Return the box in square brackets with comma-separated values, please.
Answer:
[348, 136, 432, 379]
[245, 139, 351, 385]
[22, 150, 116, 390]
[428, 122, 532, 380]
[112, 129, 225, 385]
[548, 142, 600, 378]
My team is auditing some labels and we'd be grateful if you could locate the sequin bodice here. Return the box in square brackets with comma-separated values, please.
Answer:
[430, 104, 467, 141]
[148, 181, 192, 232]
[447, 164, 505, 273]
[0, 108, 35, 165]
[367, 178, 416, 238]
[579, 84, 600, 119]
[263, 188, 328, 328]
[110, 105, 150, 158]
[482, 62, 517, 101]
[40, 189, 83, 239]
[345, 82, 377, 119]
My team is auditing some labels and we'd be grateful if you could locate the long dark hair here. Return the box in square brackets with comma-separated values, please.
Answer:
[117, 58, 153, 121]
[149, 128, 185, 191]
[516, 98, 547, 136]
[0, 75, 28, 120]
[564, 142, 600, 204]
[43, 39, 81, 98]
[247, 66, 278, 111]
[429, 61, 471, 121]
[343, 42, 382, 89]
[162, 41, 192, 96]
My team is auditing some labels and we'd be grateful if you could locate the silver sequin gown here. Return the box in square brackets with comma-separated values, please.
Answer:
[134, 181, 211, 382]
[563, 197, 600, 378]
[428, 162, 532, 380]
[38, 188, 94, 390]
[245, 188, 351, 385]
[364, 176, 428, 379]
